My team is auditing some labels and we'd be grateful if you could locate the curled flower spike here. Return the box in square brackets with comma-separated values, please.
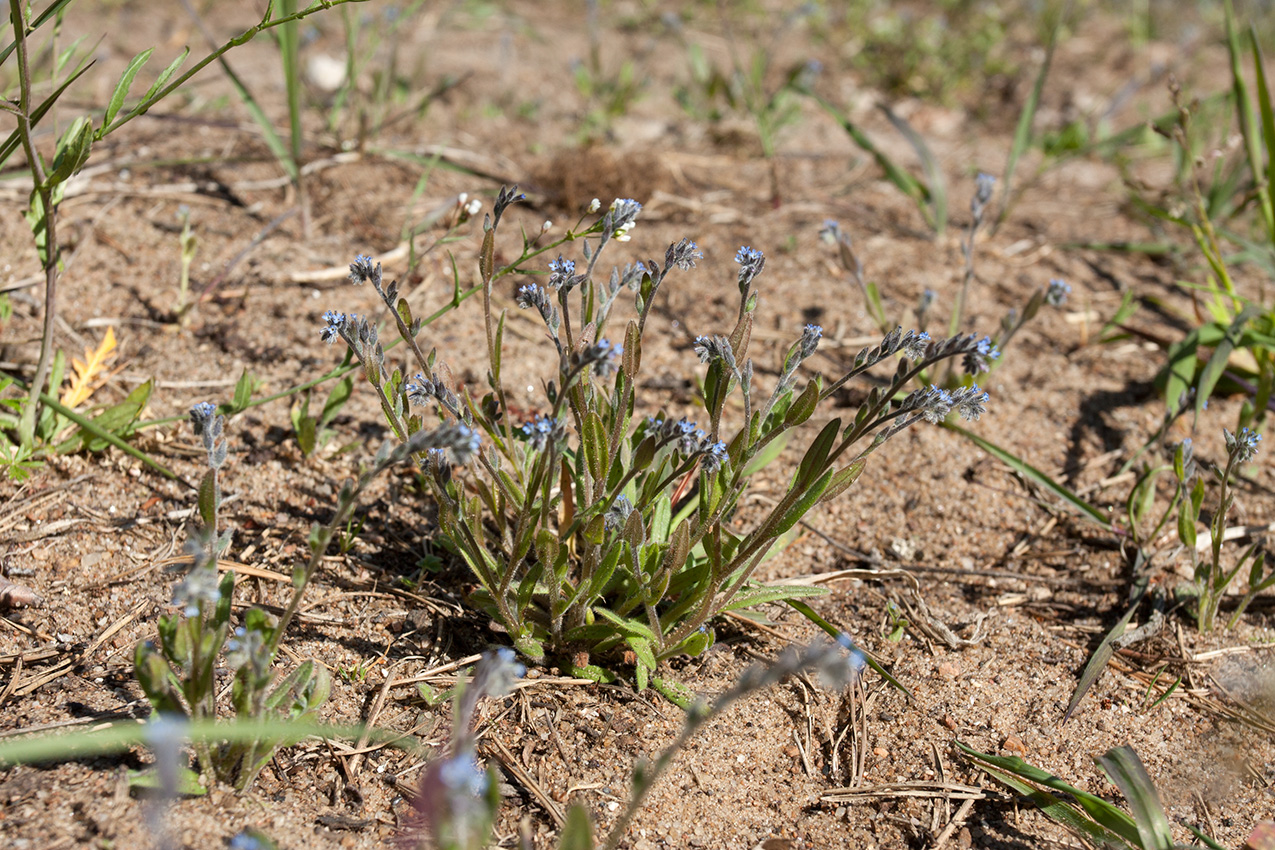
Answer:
[320, 310, 346, 344]
[667, 238, 703, 271]
[962, 335, 1000, 375]
[699, 440, 728, 474]
[735, 245, 766, 291]
[605, 198, 642, 242]
[902, 330, 931, 361]
[950, 385, 989, 421]
[799, 324, 823, 359]
[547, 256, 578, 290]
[693, 334, 735, 368]
[172, 563, 220, 617]
[1045, 278, 1071, 307]
[189, 402, 226, 470]
[1225, 427, 1262, 464]
[348, 254, 380, 287]
[819, 219, 842, 244]
[971, 172, 996, 222]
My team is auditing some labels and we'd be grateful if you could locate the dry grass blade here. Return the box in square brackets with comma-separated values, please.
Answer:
[483, 734, 566, 828]
[821, 780, 989, 803]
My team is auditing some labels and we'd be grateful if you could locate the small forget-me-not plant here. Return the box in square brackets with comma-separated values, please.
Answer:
[322, 186, 996, 698]
[134, 402, 461, 789]
[822, 172, 1071, 388]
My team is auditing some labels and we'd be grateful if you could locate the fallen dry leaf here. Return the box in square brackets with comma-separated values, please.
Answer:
[0, 575, 43, 608]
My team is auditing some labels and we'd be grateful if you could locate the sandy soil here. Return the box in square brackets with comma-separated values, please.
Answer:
[1, 2, 1273, 848]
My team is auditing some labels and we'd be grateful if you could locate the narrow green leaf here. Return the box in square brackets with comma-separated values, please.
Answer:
[1063, 577, 1148, 724]
[105, 48, 154, 125]
[720, 583, 827, 611]
[795, 417, 841, 488]
[1096, 747, 1174, 850]
[944, 422, 1111, 528]
[558, 804, 595, 850]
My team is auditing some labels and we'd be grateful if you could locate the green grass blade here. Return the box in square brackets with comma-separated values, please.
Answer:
[995, 12, 1060, 232]
[0, 717, 410, 767]
[879, 103, 946, 237]
[1246, 25, 1275, 243]
[811, 94, 932, 228]
[0, 0, 78, 66]
[958, 743, 1137, 849]
[786, 599, 912, 699]
[957, 742, 1143, 848]
[1225, 1, 1264, 232]
[1096, 746, 1174, 850]
[1194, 305, 1260, 418]
[1063, 576, 1148, 724]
[942, 422, 1112, 528]
[278, 0, 303, 169]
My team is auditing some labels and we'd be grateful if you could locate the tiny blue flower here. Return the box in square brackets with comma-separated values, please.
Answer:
[1045, 278, 1071, 307]
[1225, 427, 1262, 464]
[320, 311, 346, 344]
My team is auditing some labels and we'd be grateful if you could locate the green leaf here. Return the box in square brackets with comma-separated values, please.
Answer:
[944, 422, 1111, 528]
[593, 607, 657, 642]
[957, 743, 1137, 849]
[127, 764, 206, 797]
[1063, 577, 1148, 724]
[196, 470, 218, 530]
[720, 583, 827, 612]
[1195, 306, 1260, 418]
[818, 458, 866, 505]
[1096, 747, 1174, 849]
[583, 411, 608, 483]
[795, 417, 841, 488]
[319, 375, 353, 428]
[773, 467, 833, 536]
[626, 636, 656, 671]
[783, 377, 821, 428]
[105, 48, 154, 126]
[45, 116, 94, 187]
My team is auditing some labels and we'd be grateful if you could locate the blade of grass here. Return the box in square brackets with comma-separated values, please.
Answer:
[786, 598, 912, 699]
[993, 8, 1062, 233]
[878, 103, 946, 237]
[1246, 24, 1275, 244]
[1096, 746, 1174, 850]
[1062, 575, 1148, 724]
[957, 742, 1144, 848]
[958, 746, 1135, 849]
[942, 422, 1112, 528]
[178, 0, 297, 182]
[810, 93, 934, 231]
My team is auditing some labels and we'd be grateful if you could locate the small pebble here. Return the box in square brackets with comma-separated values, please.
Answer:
[1002, 734, 1028, 756]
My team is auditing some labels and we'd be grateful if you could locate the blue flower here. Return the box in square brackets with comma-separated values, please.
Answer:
[1225, 427, 1262, 464]
[799, 324, 823, 359]
[1045, 278, 1071, 307]
[320, 311, 346, 344]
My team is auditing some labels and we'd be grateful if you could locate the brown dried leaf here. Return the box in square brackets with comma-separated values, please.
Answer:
[0, 575, 43, 608]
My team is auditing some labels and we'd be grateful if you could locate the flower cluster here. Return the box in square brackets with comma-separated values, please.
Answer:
[903, 384, 990, 424]
[693, 334, 736, 367]
[1045, 278, 1071, 307]
[516, 283, 561, 335]
[647, 417, 729, 473]
[603, 198, 642, 243]
[547, 255, 586, 291]
[517, 414, 563, 452]
[1224, 427, 1262, 464]
[189, 401, 227, 470]
[971, 172, 996, 224]
[961, 335, 1000, 375]
[577, 338, 623, 377]
[404, 423, 482, 465]
[735, 245, 765, 291]
[406, 371, 461, 413]
[605, 494, 635, 531]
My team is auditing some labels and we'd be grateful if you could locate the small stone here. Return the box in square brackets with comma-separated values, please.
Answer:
[957, 827, 973, 849]
[1002, 735, 1028, 757]
[937, 660, 961, 680]
[872, 746, 889, 759]
[941, 714, 957, 730]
